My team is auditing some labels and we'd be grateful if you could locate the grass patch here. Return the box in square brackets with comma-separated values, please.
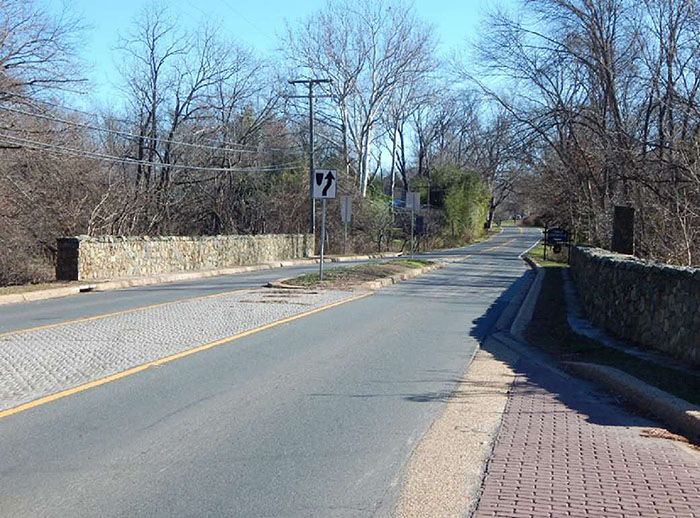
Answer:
[393, 259, 430, 268]
[525, 241, 569, 267]
[281, 259, 433, 290]
[526, 267, 700, 406]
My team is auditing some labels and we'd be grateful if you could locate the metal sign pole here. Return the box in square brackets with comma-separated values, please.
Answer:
[340, 195, 351, 256]
[410, 205, 415, 260]
[319, 199, 327, 281]
[343, 221, 348, 255]
[543, 227, 548, 261]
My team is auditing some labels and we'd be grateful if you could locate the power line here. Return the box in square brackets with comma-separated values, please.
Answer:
[0, 105, 266, 155]
[0, 89, 300, 153]
[0, 133, 304, 173]
[0, 90, 104, 121]
[216, 0, 276, 44]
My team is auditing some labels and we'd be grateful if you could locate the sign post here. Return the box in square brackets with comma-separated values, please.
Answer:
[340, 195, 351, 255]
[313, 169, 337, 280]
[406, 192, 420, 259]
[410, 210, 414, 260]
[415, 216, 424, 251]
[320, 199, 327, 279]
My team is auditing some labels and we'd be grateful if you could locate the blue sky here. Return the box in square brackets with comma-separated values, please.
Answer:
[44, 0, 510, 107]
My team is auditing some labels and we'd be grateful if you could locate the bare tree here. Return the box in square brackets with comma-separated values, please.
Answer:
[284, 0, 437, 196]
[105, 5, 292, 235]
[470, 0, 700, 265]
[0, 0, 84, 100]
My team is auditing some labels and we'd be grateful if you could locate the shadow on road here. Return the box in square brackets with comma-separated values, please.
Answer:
[400, 267, 653, 431]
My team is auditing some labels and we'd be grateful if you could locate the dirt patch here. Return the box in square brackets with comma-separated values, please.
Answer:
[0, 281, 82, 296]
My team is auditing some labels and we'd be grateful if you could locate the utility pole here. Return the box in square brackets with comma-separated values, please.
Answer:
[288, 78, 331, 240]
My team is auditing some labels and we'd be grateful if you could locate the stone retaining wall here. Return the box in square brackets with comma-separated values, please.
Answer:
[570, 246, 700, 366]
[57, 234, 313, 281]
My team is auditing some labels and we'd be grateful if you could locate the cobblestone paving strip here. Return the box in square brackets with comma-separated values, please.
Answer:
[0, 288, 353, 411]
[473, 363, 700, 518]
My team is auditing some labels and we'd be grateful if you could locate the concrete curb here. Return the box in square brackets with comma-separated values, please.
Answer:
[490, 331, 579, 383]
[268, 261, 445, 291]
[492, 271, 535, 334]
[355, 262, 444, 291]
[510, 266, 544, 342]
[0, 252, 404, 306]
[565, 362, 700, 442]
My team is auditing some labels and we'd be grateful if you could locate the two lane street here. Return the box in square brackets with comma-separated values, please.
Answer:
[0, 227, 540, 517]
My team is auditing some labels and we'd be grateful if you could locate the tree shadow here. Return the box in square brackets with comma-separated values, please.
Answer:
[481, 342, 655, 429]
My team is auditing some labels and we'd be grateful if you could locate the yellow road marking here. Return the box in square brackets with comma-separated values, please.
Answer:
[0, 291, 373, 419]
[0, 287, 252, 339]
[481, 237, 517, 253]
[519, 227, 524, 235]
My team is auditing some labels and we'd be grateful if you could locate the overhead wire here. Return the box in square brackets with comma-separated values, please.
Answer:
[0, 90, 352, 181]
[0, 89, 301, 153]
[0, 105, 265, 155]
[0, 133, 305, 173]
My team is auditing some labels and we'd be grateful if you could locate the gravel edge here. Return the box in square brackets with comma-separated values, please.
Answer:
[393, 337, 519, 518]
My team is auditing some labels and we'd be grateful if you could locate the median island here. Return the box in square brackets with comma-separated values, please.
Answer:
[273, 259, 436, 290]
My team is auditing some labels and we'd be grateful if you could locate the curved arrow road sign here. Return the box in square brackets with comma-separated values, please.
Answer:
[313, 170, 337, 199]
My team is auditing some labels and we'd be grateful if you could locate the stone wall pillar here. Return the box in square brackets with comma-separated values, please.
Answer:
[611, 205, 635, 255]
[56, 237, 80, 281]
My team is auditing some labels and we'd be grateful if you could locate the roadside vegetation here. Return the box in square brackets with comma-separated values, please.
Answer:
[524, 255, 700, 406]
[279, 260, 433, 290]
[0, 0, 495, 287]
[525, 242, 569, 268]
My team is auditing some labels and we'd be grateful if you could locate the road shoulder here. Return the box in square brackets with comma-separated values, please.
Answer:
[393, 338, 519, 518]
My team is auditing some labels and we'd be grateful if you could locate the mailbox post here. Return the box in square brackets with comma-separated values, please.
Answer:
[544, 227, 571, 263]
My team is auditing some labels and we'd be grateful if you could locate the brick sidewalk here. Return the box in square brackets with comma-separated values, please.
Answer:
[473, 359, 700, 518]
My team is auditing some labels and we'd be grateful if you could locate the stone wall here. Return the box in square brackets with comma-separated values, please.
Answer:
[57, 234, 313, 281]
[570, 246, 700, 366]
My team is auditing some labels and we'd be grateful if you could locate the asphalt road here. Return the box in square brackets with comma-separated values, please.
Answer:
[0, 227, 541, 517]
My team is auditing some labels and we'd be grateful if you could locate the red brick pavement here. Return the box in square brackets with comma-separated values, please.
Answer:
[473, 365, 700, 518]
